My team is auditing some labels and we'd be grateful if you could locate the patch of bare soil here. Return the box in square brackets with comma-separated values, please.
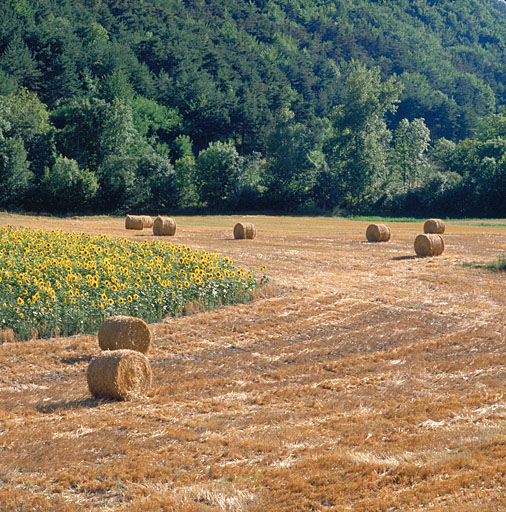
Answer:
[0, 213, 505, 511]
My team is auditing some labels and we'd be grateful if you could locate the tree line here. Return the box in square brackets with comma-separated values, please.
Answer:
[1, 0, 506, 216]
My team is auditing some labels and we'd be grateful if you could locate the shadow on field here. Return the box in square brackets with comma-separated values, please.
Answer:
[60, 355, 92, 365]
[392, 255, 418, 261]
[37, 397, 114, 414]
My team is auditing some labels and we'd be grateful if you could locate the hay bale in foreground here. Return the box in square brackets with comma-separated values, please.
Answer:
[424, 218, 445, 234]
[98, 315, 152, 354]
[366, 223, 391, 242]
[414, 233, 445, 257]
[153, 216, 177, 236]
[87, 349, 152, 400]
[234, 222, 257, 239]
[141, 215, 154, 228]
[125, 215, 144, 230]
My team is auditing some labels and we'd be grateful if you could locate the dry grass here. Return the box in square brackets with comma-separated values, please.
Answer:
[0, 213, 505, 510]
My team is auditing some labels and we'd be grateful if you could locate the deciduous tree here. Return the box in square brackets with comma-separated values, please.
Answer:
[320, 60, 402, 210]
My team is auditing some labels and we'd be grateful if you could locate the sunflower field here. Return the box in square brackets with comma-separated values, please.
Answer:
[0, 225, 267, 341]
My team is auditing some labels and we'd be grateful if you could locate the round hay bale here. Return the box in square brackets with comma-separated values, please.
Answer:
[153, 216, 177, 236]
[424, 218, 445, 234]
[125, 215, 144, 230]
[98, 315, 152, 354]
[140, 215, 154, 228]
[87, 349, 152, 400]
[233, 222, 257, 240]
[414, 234, 445, 257]
[366, 223, 391, 242]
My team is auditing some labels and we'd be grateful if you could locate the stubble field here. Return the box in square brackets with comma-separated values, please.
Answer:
[0, 213, 505, 511]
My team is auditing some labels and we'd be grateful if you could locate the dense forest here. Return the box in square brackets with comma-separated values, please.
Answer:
[1, 0, 506, 216]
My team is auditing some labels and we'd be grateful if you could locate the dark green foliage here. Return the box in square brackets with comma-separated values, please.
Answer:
[54, 97, 137, 173]
[53, 98, 106, 172]
[391, 118, 432, 192]
[0, 135, 32, 208]
[1, 0, 506, 216]
[40, 156, 98, 213]
[387, 115, 506, 218]
[135, 151, 179, 211]
[0, 88, 50, 209]
[235, 152, 264, 211]
[262, 108, 318, 210]
[100, 68, 135, 103]
[319, 61, 402, 210]
[194, 141, 241, 210]
[0, 88, 56, 186]
[0, 34, 41, 90]
[132, 96, 182, 155]
[95, 154, 139, 212]
[174, 154, 198, 209]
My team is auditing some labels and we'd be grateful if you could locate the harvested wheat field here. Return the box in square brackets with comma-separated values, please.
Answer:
[0, 212, 505, 511]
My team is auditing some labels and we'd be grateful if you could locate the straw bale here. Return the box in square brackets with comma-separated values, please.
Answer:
[233, 222, 257, 239]
[87, 349, 152, 400]
[366, 223, 391, 242]
[98, 315, 151, 354]
[141, 215, 154, 228]
[153, 216, 177, 236]
[414, 233, 445, 257]
[0, 328, 16, 343]
[424, 218, 445, 234]
[125, 215, 144, 230]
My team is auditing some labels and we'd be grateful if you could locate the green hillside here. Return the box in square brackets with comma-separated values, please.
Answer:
[1, 0, 506, 216]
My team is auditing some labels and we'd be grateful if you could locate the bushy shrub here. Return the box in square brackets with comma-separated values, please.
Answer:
[40, 156, 98, 213]
[194, 141, 240, 209]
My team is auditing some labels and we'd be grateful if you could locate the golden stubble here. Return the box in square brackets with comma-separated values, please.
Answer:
[0, 213, 505, 511]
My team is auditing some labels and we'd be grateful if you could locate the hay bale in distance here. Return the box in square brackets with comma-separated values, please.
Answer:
[153, 216, 177, 236]
[366, 223, 391, 242]
[414, 233, 445, 257]
[234, 222, 257, 240]
[98, 315, 152, 354]
[125, 215, 144, 230]
[87, 349, 152, 400]
[141, 215, 154, 228]
[424, 218, 445, 234]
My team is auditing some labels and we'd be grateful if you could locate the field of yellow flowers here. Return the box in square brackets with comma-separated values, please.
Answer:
[0, 225, 266, 341]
